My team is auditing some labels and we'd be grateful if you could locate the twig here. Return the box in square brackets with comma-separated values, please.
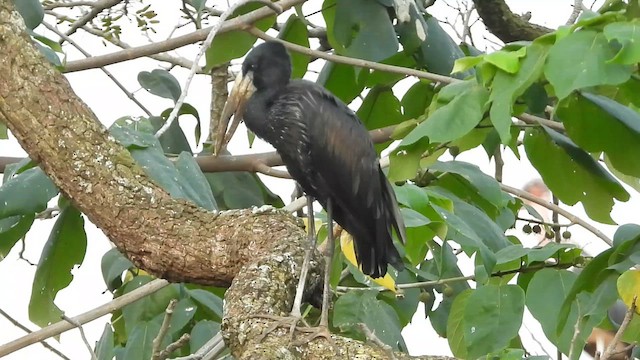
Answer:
[157, 333, 190, 360]
[566, 0, 585, 25]
[64, 0, 122, 38]
[42, 22, 153, 116]
[152, 299, 178, 360]
[44, 1, 96, 9]
[36, 207, 60, 220]
[0, 308, 70, 360]
[600, 296, 637, 360]
[500, 183, 613, 246]
[336, 260, 576, 292]
[0, 279, 170, 357]
[357, 323, 395, 359]
[61, 314, 97, 360]
[155, 0, 283, 138]
[170, 332, 224, 360]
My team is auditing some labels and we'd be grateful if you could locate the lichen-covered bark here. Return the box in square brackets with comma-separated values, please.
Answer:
[0, 2, 457, 358]
[0, 1, 302, 287]
[473, 0, 551, 43]
[223, 240, 454, 360]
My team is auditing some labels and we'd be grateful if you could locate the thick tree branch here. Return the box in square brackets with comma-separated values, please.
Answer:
[473, 0, 552, 43]
[1, 0, 308, 287]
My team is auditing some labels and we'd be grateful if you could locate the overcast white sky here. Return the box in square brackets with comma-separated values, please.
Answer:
[1, 0, 628, 359]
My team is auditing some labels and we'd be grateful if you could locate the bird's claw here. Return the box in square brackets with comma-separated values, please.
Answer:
[292, 325, 339, 354]
[252, 314, 308, 343]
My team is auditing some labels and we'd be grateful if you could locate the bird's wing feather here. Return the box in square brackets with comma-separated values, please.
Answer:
[284, 82, 404, 276]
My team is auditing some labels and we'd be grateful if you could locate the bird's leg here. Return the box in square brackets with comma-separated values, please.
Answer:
[290, 194, 317, 319]
[293, 199, 337, 352]
[319, 198, 334, 328]
[254, 194, 316, 342]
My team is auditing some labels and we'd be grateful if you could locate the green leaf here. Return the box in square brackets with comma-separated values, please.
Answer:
[121, 277, 180, 335]
[122, 321, 160, 360]
[556, 248, 616, 336]
[559, 92, 640, 178]
[388, 139, 429, 182]
[101, 248, 134, 291]
[278, 15, 310, 78]
[157, 298, 197, 337]
[190, 320, 220, 351]
[326, 0, 398, 62]
[357, 86, 404, 152]
[174, 152, 217, 211]
[159, 103, 202, 149]
[188, 289, 223, 321]
[603, 21, 640, 64]
[364, 51, 417, 87]
[524, 127, 629, 224]
[484, 47, 527, 74]
[110, 120, 217, 210]
[95, 324, 115, 360]
[463, 284, 525, 359]
[137, 69, 181, 103]
[422, 15, 470, 77]
[526, 269, 578, 354]
[545, 30, 632, 100]
[316, 61, 363, 104]
[401, 83, 489, 146]
[605, 155, 640, 192]
[205, 171, 283, 210]
[29, 206, 87, 327]
[14, 0, 44, 29]
[489, 42, 549, 142]
[0, 167, 58, 218]
[333, 290, 404, 350]
[401, 81, 435, 120]
[0, 214, 35, 260]
[205, 3, 276, 68]
[446, 289, 472, 358]
[430, 161, 509, 209]
[0, 122, 7, 139]
[526, 242, 575, 265]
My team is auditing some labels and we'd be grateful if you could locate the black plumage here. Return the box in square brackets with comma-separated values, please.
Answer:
[221, 41, 405, 278]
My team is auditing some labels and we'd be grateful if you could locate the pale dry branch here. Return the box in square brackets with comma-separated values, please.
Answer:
[152, 299, 179, 360]
[61, 314, 97, 360]
[0, 308, 70, 359]
[601, 296, 637, 360]
[0, 279, 170, 357]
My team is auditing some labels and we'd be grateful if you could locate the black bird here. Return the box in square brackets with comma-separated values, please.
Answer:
[215, 41, 406, 338]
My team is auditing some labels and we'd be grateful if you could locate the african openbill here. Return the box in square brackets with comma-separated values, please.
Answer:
[215, 41, 406, 341]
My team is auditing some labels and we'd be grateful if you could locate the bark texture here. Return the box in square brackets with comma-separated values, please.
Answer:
[0, 2, 455, 358]
[0, 0, 300, 287]
[473, 0, 552, 43]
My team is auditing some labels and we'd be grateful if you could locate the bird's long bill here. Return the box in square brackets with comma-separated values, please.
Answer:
[214, 71, 255, 156]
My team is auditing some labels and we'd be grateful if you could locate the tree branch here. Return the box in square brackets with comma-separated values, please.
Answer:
[62, 0, 307, 72]
[63, 0, 122, 38]
[0, 308, 71, 359]
[0, 279, 170, 357]
[500, 184, 613, 245]
[473, 0, 552, 43]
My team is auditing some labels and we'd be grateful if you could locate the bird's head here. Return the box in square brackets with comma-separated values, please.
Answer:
[214, 41, 291, 156]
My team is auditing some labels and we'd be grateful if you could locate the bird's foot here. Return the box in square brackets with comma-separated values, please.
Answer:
[293, 325, 339, 354]
[252, 314, 309, 343]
